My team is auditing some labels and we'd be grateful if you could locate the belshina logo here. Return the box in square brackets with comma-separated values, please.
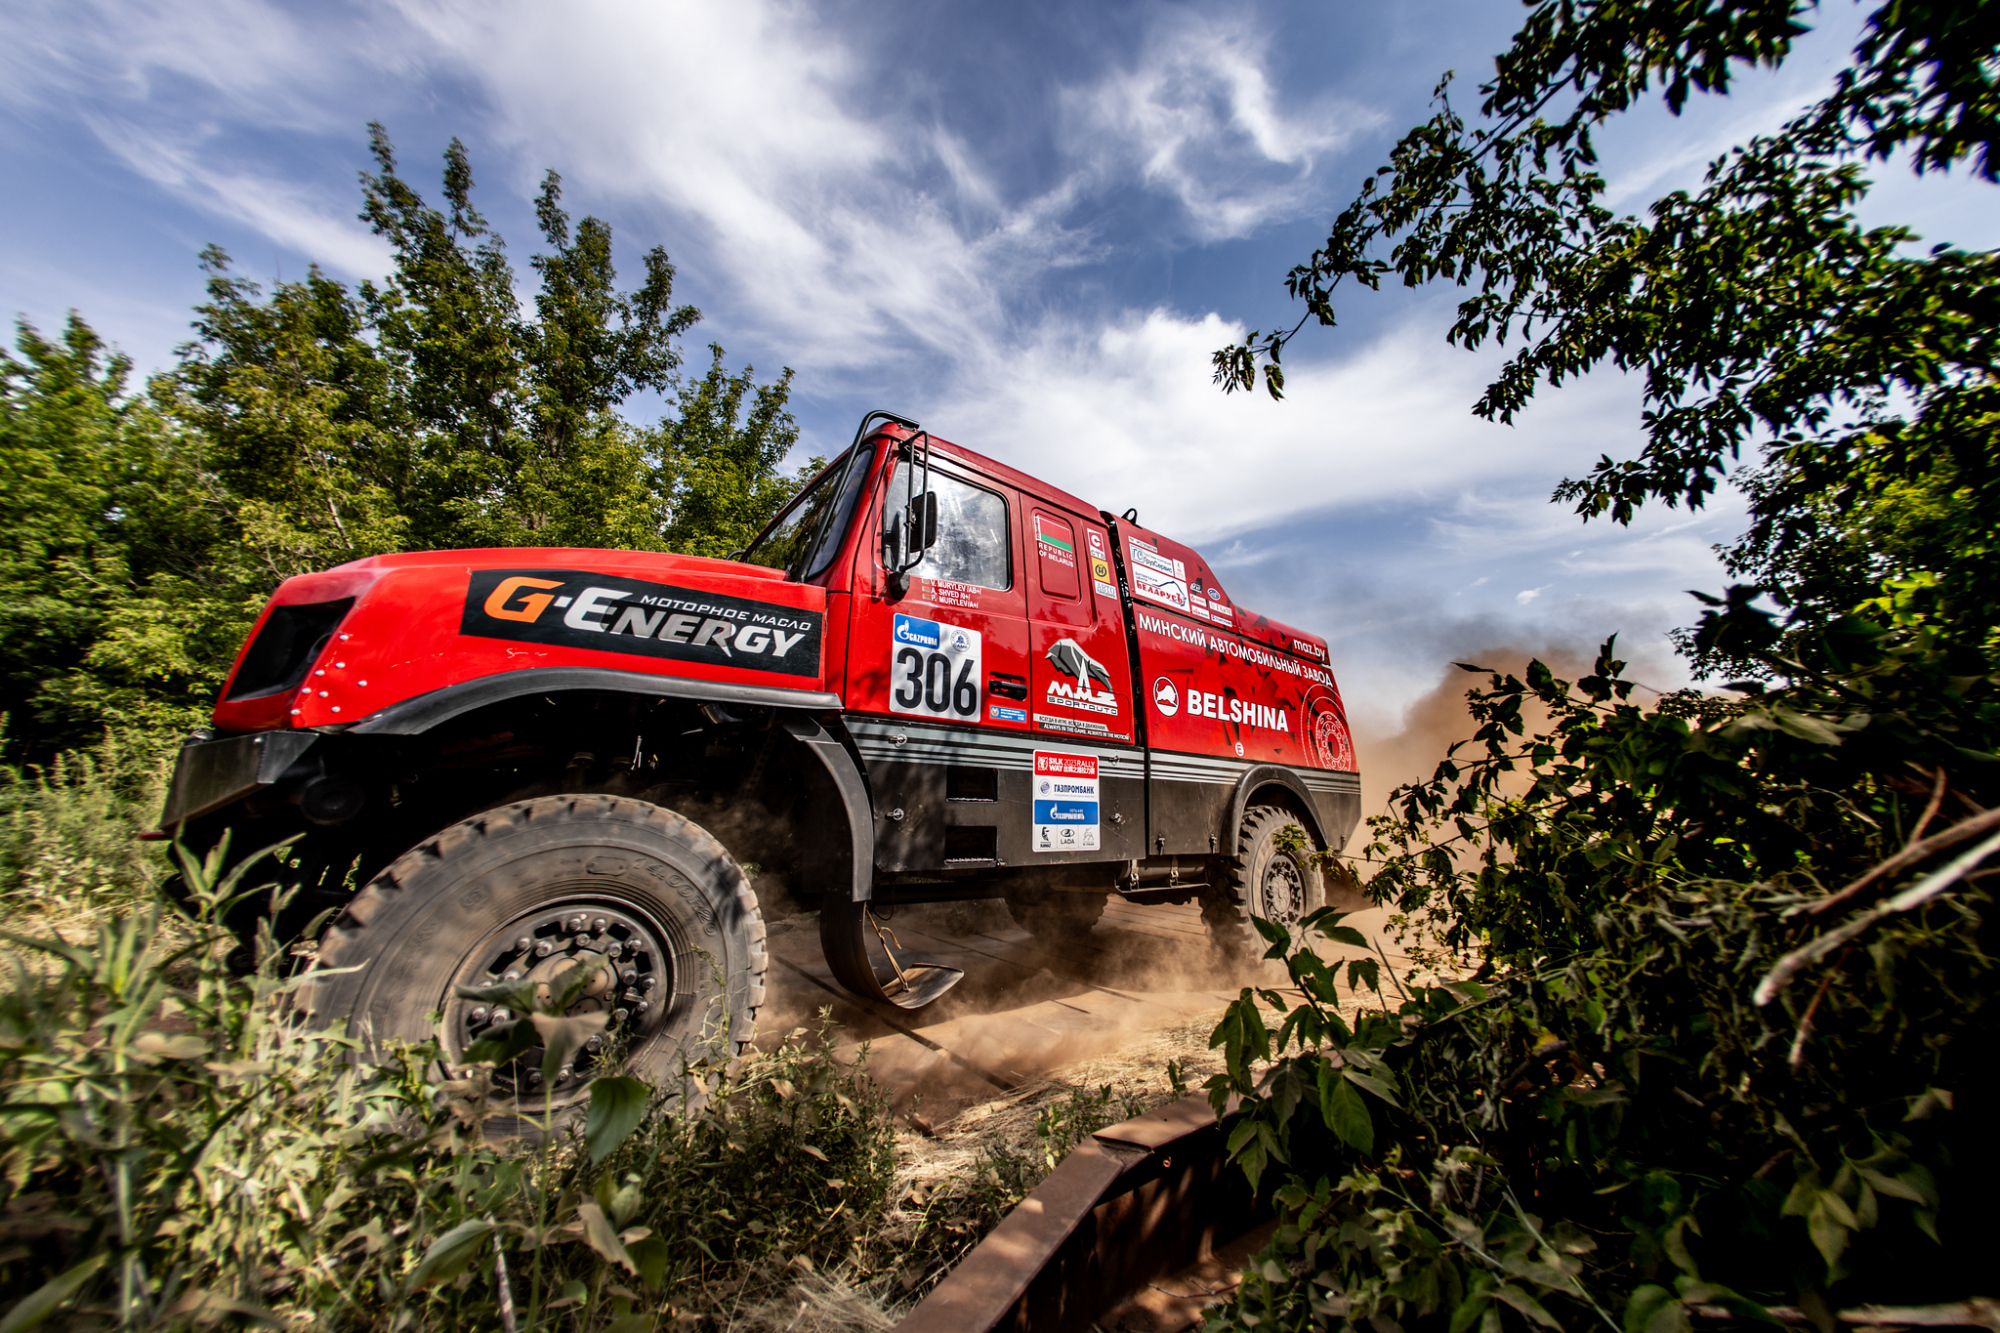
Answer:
[1045, 638, 1119, 715]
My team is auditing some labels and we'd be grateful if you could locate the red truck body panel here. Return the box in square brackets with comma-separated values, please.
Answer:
[205, 426, 1356, 869]
[213, 548, 832, 734]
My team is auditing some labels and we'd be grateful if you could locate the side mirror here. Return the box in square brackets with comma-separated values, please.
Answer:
[912, 491, 938, 555]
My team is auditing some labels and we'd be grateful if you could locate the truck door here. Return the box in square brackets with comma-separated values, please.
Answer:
[843, 442, 1031, 872]
[1022, 505, 1144, 860]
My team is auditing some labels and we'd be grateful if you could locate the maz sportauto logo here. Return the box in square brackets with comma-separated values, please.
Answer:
[464, 569, 822, 678]
[1044, 638, 1118, 716]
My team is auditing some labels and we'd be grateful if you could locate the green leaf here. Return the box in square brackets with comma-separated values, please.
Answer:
[464, 1018, 540, 1068]
[1492, 1283, 1561, 1329]
[1342, 1068, 1403, 1110]
[1624, 1286, 1683, 1333]
[0, 1253, 106, 1333]
[405, 1218, 494, 1290]
[585, 1076, 650, 1165]
[576, 1202, 637, 1274]
[1320, 1072, 1374, 1154]
[626, 1234, 671, 1289]
[533, 1009, 610, 1085]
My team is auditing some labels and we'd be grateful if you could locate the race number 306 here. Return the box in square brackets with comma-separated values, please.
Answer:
[890, 614, 983, 720]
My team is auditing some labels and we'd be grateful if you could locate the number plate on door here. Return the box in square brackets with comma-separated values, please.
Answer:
[890, 614, 983, 721]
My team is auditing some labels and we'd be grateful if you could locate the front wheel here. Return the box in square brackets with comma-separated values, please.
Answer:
[308, 794, 766, 1118]
[1202, 805, 1324, 962]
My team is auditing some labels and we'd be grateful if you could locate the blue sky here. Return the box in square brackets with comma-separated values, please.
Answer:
[5, 0, 1994, 740]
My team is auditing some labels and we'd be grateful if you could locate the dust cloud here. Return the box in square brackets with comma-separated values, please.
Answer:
[1349, 643, 1622, 827]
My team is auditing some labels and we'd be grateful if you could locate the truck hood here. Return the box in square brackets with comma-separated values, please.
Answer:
[212, 548, 829, 733]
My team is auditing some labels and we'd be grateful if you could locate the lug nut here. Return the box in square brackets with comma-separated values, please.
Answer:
[634, 1000, 650, 1015]
[604, 942, 622, 959]
[514, 936, 532, 953]
[620, 968, 637, 984]
[502, 971, 521, 982]
[558, 1064, 574, 1082]
[584, 1035, 603, 1052]
[469, 1006, 489, 1023]
[641, 975, 659, 991]
[533, 941, 553, 957]
[493, 1008, 510, 1021]
[614, 1007, 629, 1022]
[528, 1071, 543, 1086]
[591, 917, 608, 934]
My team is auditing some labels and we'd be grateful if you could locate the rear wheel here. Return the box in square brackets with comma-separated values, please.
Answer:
[309, 794, 766, 1122]
[1202, 805, 1323, 962]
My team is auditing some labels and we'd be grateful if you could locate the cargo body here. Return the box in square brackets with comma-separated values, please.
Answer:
[161, 413, 1358, 1103]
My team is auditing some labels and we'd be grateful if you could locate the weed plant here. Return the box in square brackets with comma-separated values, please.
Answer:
[0, 729, 169, 921]
[0, 836, 902, 1330]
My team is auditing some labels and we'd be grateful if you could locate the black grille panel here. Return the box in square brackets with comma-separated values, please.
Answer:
[225, 599, 353, 701]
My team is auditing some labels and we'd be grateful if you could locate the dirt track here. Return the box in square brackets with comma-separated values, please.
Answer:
[759, 896, 1423, 1126]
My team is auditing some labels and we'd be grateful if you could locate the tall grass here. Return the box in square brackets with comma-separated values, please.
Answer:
[0, 729, 169, 921]
[0, 833, 903, 1330]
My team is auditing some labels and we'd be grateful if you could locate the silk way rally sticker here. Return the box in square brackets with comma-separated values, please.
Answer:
[1032, 750, 1099, 854]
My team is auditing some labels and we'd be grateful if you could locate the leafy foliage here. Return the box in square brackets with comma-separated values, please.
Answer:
[1202, 4, 2000, 1327]
[0, 129, 806, 758]
[0, 837, 900, 1330]
[1212, 0, 2000, 674]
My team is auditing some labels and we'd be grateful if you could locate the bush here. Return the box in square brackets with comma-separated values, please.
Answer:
[0, 730, 169, 919]
[0, 838, 902, 1331]
[1202, 623, 1996, 1332]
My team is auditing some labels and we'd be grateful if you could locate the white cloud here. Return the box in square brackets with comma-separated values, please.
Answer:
[1056, 11, 1375, 239]
[929, 308, 1652, 542]
[1516, 585, 1549, 605]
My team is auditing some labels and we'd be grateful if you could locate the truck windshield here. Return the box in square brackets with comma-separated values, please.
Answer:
[740, 444, 873, 580]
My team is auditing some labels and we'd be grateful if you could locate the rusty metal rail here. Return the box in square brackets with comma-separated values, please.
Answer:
[896, 1093, 1263, 1333]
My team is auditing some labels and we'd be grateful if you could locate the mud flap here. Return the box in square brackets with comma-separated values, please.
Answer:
[819, 898, 965, 1009]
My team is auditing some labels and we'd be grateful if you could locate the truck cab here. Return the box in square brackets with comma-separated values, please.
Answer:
[160, 411, 1359, 1113]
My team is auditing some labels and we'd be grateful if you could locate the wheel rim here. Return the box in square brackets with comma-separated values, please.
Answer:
[444, 898, 675, 1102]
[1257, 850, 1308, 924]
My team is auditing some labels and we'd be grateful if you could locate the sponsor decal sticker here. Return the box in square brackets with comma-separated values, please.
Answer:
[1033, 712, 1127, 740]
[890, 614, 982, 720]
[1151, 677, 1180, 716]
[1086, 528, 1117, 597]
[1043, 638, 1119, 717]
[1032, 750, 1099, 853]
[463, 569, 822, 676]
[989, 703, 1027, 722]
[1127, 538, 1191, 613]
[1177, 687, 1290, 732]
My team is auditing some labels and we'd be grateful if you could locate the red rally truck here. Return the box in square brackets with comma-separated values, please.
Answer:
[160, 411, 1360, 1108]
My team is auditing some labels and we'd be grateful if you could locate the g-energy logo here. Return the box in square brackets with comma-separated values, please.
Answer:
[463, 569, 822, 677]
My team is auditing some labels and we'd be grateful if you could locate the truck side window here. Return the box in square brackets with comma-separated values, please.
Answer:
[888, 463, 1011, 591]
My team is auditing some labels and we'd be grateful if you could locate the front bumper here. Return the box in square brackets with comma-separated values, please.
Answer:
[157, 731, 319, 830]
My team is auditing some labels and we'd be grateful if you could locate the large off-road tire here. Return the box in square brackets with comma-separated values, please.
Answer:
[1003, 889, 1109, 942]
[1202, 805, 1324, 962]
[309, 794, 766, 1119]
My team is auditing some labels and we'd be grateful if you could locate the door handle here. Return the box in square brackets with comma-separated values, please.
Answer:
[988, 672, 1027, 701]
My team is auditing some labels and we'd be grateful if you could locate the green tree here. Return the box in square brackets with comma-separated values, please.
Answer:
[0, 129, 804, 758]
[1213, 0, 1999, 666]
[1199, 3, 2000, 1327]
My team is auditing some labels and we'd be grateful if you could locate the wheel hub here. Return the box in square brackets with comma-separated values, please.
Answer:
[1259, 852, 1308, 924]
[448, 902, 673, 1099]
